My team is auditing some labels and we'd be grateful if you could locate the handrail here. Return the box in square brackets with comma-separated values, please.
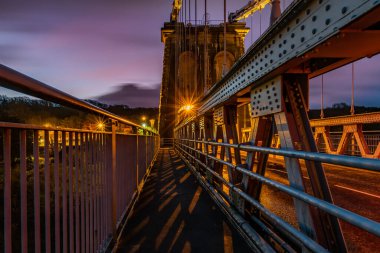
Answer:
[176, 144, 328, 251]
[182, 139, 380, 172]
[0, 121, 160, 252]
[175, 139, 380, 252]
[0, 64, 157, 135]
[179, 142, 380, 235]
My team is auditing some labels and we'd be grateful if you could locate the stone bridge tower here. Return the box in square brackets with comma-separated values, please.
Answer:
[158, 21, 249, 138]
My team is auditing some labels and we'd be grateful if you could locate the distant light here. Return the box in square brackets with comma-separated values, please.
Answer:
[95, 119, 106, 131]
[184, 104, 193, 111]
[141, 116, 147, 121]
[97, 122, 104, 130]
[178, 103, 195, 113]
[142, 123, 147, 128]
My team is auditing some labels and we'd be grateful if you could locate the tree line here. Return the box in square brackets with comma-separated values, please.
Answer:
[0, 96, 158, 129]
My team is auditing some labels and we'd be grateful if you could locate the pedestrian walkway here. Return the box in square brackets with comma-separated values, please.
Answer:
[115, 148, 252, 253]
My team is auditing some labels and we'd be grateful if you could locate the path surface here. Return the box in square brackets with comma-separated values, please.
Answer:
[116, 148, 252, 253]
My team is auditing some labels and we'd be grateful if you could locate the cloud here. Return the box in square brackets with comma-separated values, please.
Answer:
[96, 83, 160, 108]
[1, 0, 379, 109]
[0, 44, 24, 62]
[0, 0, 169, 98]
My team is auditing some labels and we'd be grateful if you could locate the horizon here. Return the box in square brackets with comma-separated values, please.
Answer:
[2, 92, 380, 111]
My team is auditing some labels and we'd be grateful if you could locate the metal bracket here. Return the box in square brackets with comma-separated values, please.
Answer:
[250, 76, 282, 117]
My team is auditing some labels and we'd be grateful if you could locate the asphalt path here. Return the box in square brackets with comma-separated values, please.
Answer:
[116, 149, 252, 253]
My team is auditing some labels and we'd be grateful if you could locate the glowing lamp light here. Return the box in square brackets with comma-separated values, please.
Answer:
[142, 123, 147, 128]
[95, 118, 106, 131]
[97, 122, 104, 130]
[141, 116, 147, 121]
[184, 104, 193, 112]
[178, 103, 195, 113]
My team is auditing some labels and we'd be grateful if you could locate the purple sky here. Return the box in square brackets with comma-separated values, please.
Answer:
[0, 0, 379, 108]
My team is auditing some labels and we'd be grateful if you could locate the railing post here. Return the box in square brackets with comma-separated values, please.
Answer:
[136, 133, 140, 190]
[111, 120, 118, 234]
[4, 128, 12, 253]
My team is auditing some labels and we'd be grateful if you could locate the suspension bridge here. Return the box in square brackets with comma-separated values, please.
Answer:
[1, 0, 380, 252]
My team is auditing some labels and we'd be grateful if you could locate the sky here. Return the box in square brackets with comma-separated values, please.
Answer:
[0, 0, 379, 108]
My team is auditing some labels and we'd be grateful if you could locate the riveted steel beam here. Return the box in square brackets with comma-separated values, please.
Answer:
[199, 0, 380, 115]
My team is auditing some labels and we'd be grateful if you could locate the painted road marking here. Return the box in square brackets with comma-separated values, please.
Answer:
[334, 184, 380, 200]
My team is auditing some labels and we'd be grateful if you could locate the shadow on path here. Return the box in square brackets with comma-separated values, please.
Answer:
[116, 148, 252, 253]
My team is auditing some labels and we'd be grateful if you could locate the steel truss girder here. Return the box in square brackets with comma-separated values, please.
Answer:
[276, 74, 346, 252]
[239, 74, 346, 251]
[283, 75, 339, 250]
[310, 112, 380, 127]
[199, 0, 380, 114]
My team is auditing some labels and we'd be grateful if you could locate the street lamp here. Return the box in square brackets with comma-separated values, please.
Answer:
[178, 103, 194, 113]
[97, 122, 105, 131]
[184, 104, 193, 112]
[95, 118, 106, 131]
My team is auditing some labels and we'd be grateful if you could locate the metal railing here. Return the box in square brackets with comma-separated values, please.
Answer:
[267, 131, 380, 157]
[0, 65, 160, 252]
[174, 138, 380, 252]
[243, 129, 380, 158]
[0, 64, 157, 133]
